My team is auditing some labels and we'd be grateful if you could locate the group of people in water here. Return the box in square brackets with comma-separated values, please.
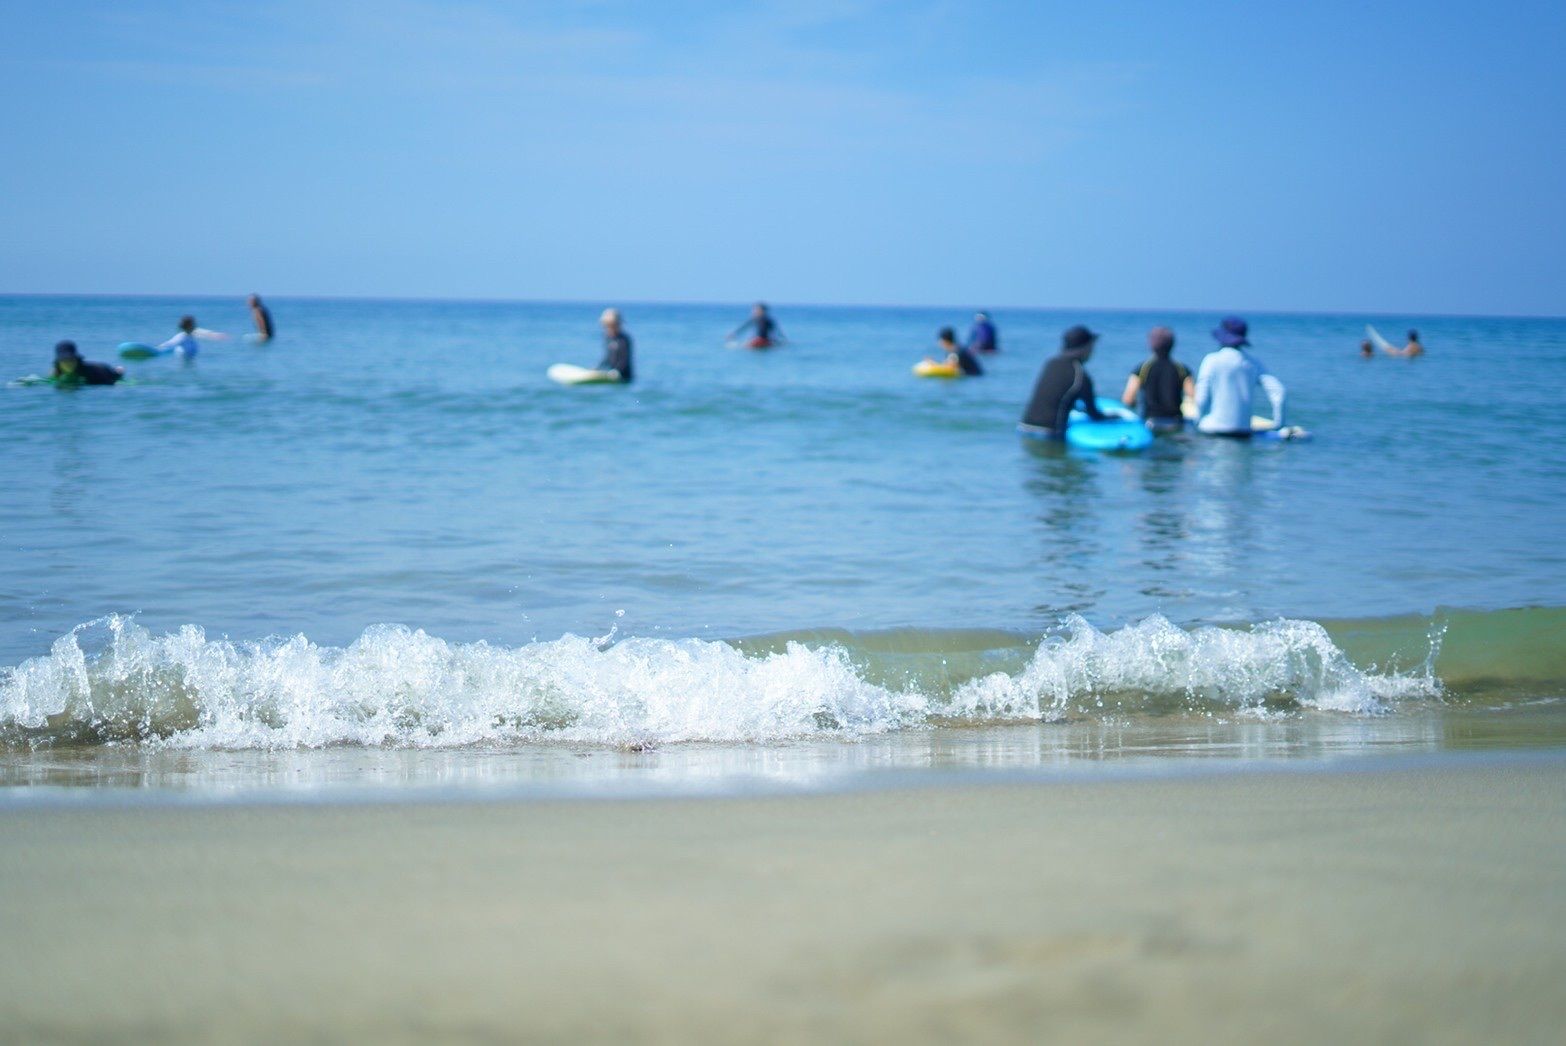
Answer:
[43, 295, 275, 386]
[42, 297, 1423, 444]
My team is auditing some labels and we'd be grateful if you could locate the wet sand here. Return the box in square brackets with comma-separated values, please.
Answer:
[1, 757, 1563, 1043]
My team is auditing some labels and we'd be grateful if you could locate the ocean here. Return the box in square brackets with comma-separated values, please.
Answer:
[2, 295, 1563, 794]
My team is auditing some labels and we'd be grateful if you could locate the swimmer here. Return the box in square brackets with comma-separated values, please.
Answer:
[727, 303, 786, 349]
[922, 327, 982, 376]
[1360, 339, 1375, 359]
[51, 341, 124, 385]
[1384, 329, 1424, 358]
[1020, 325, 1109, 438]
[1121, 326, 1193, 432]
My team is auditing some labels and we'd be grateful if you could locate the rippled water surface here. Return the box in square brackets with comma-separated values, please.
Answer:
[2, 296, 1563, 787]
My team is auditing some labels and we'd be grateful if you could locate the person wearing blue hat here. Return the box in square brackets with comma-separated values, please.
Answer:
[1193, 316, 1285, 436]
[967, 312, 998, 354]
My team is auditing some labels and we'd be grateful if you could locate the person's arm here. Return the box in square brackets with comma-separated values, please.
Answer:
[727, 318, 755, 340]
[157, 332, 184, 351]
[1121, 373, 1141, 408]
[1256, 362, 1286, 424]
[193, 328, 230, 341]
[1194, 356, 1213, 416]
[1078, 369, 1107, 420]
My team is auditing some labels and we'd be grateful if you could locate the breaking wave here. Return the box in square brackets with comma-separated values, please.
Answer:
[0, 614, 1444, 750]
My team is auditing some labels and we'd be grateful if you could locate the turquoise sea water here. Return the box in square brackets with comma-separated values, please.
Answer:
[2, 296, 1563, 790]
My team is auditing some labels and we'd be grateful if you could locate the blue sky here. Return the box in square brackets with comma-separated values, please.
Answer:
[2, 0, 1562, 314]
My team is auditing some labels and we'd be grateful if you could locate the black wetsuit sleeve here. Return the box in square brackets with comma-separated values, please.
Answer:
[599, 334, 632, 381]
[80, 361, 122, 385]
[1078, 371, 1105, 419]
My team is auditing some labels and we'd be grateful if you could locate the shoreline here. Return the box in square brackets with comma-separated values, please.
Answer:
[2, 755, 1562, 1042]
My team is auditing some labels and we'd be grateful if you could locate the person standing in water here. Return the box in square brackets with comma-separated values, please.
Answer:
[598, 308, 633, 382]
[51, 341, 124, 385]
[1020, 325, 1109, 437]
[248, 295, 275, 341]
[1121, 326, 1194, 432]
[967, 312, 998, 354]
[158, 315, 203, 357]
[727, 302, 786, 348]
[925, 327, 982, 375]
[1385, 329, 1425, 358]
[1194, 316, 1286, 436]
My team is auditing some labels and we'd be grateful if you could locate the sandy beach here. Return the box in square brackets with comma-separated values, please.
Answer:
[1, 755, 1562, 1043]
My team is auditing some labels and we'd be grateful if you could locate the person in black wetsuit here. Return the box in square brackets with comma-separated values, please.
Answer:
[727, 302, 785, 348]
[1020, 325, 1108, 437]
[51, 341, 124, 386]
[248, 294, 275, 341]
[1121, 326, 1193, 431]
[926, 326, 982, 375]
[598, 308, 633, 382]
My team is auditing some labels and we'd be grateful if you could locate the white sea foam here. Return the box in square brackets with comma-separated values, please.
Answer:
[0, 614, 1438, 750]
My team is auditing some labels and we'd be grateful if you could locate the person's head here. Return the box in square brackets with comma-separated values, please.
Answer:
[1212, 315, 1249, 348]
[1407, 329, 1420, 342]
[1061, 324, 1098, 358]
[1360, 339, 1374, 357]
[179, 315, 196, 333]
[599, 307, 621, 332]
[753, 302, 768, 317]
[248, 294, 262, 307]
[1147, 326, 1175, 358]
[54, 340, 80, 373]
[975, 311, 990, 324]
[938, 326, 957, 346]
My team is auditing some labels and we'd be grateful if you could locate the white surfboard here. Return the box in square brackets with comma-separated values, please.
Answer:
[1365, 325, 1396, 354]
[547, 363, 622, 385]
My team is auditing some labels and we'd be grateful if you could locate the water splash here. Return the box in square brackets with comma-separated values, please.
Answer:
[1, 614, 1440, 751]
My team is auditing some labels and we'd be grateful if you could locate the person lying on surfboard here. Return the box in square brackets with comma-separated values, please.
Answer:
[51, 341, 124, 386]
[726, 303, 786, 349]
[922, 327, 982, 376]
[597, 308, 634, 382]
[1020, 325, 1109, 438]
[1121, 326, 1193, 432]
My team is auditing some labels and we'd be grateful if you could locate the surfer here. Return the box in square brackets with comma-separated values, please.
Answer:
[727, 302, 785, 349]
[925, 327, 982, 376]
[1121, 326, 1193, 431]
[598, 308, 633, 382]
[248, 294, 275, 342]
[51, 341, 124, 385]
[1020, 325, 1109, 437]
[1193, 316, 1286, 437]
[967, 312, 999, 354]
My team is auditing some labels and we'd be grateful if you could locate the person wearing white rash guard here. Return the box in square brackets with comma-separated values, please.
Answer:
[158, 315, 229, 357]
[1194, 315, 1285, 437]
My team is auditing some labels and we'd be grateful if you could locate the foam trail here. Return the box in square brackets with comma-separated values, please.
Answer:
[1, 614, 1439, 750]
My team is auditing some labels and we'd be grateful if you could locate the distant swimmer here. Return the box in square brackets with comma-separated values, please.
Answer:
[924, 326, 983, 376]
[1360, 340, 1375, 359]
[157, 315, 228, 357]
[727, 302, 785, 349]
[248, 294, 275, 341]
[1121, 326, 1193, 432]
[1385, 329, 1425, 358]
[598, 308, 634, 382]
[967, 312, 999, 354]
[1194, 316, 1285, 437]
[1020, 325, 1109, 437]
[52, 341, 124, 385]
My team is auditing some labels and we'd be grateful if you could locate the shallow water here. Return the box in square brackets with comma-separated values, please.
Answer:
[2, 296, 1563, 791]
